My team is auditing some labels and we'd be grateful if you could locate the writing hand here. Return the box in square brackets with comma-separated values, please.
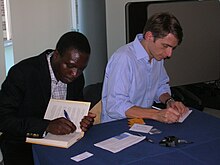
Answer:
[156, 108, 181, 124]
[167, 101, 189, 116]
[46, 117, 76, 135]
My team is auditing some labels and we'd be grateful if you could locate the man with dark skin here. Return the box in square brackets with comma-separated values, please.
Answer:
[0, 31, 96, 165]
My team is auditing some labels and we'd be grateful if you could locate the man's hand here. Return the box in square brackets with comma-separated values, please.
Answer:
[80, 112, 96, 132]
[46, 117, 76, 135]
[156, 108, 181, 124]
[167, 100, 189, 116]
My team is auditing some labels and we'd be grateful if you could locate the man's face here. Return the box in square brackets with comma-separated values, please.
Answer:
[52, 48, 89, 84]
[146, 32, 179, 61]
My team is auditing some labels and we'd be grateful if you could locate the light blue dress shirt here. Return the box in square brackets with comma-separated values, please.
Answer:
[101, 34, 171, 123]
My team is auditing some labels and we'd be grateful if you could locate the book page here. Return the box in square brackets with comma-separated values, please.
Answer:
[44, 99, 91, 132]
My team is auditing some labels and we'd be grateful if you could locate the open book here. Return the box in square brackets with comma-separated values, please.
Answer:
[26, 99, 90, 148]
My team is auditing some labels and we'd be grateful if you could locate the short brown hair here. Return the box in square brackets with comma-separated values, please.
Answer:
[143, 12, 183, 45]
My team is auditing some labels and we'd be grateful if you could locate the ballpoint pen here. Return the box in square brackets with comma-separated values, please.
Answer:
[64, 110, 71, 121]
[152, 106, 161, 110]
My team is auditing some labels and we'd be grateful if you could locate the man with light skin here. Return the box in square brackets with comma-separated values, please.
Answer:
[101, 12, 189, 124]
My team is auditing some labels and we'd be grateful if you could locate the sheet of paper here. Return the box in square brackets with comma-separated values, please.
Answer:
[71, 152, 93, 162]
[94, 132, 145, 153]
[178, 110, 192, 123]
[129, 124, 153, 134]
[152, 106, 192, 123]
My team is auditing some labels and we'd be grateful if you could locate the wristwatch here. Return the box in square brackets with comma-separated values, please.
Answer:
[165, 97, 175, 106]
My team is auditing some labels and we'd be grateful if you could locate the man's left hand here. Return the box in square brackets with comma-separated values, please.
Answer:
[167, 100, 189, 115]
[80, 112, 96, 132]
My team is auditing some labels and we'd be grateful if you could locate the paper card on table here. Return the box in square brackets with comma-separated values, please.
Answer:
[178, 110, 192, 123]
[129, 124, 153, 134]
[94, 132, 145, 153]
[71, 152, 93, 162]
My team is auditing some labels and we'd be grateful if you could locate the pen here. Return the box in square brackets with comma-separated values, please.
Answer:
[152, 106, 161, 110]
[64, 110, 71, 121]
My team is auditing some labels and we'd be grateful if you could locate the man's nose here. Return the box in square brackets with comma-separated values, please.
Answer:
[69, 68, 78, 77]
[166, 47, 173, 57]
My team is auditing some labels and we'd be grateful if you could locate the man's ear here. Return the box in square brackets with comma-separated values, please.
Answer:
[53, 50, 59, 60]
[144, 31, 154, 41]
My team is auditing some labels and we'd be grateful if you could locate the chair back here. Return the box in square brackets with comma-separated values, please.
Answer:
[90, 100, 102, 125]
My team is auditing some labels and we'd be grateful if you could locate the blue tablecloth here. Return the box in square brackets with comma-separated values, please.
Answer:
[33, 110, 220, 165]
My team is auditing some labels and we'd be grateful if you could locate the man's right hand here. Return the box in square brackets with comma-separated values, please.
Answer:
[46, 117, 76, 135]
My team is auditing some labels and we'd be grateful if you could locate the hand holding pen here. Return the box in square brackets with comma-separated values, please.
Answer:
[46, 110, 76, 135]
[64, 110, 96, 132]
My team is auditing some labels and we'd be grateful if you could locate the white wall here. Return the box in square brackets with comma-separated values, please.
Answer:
[105, 0, 164, 58]
[10, 0, 72, 64]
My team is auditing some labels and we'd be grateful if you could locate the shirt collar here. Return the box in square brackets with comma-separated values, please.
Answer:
[47, 52, 58, 84]
[133, 34, 150, 61]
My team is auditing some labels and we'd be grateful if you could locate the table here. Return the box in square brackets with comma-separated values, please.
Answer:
[33, 110, 220, 165]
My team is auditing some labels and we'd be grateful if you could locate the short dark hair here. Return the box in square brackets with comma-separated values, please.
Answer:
[143, 12, 183, 45]
[56, 31, 91, 56]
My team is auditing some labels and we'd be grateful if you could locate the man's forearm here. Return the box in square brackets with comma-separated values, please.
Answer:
[125, 106, 159, 120]
[159, 93, 173, 104]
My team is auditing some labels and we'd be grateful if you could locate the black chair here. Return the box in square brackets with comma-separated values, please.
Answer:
[171, 86, 203, 111]
[83, 82, 103, 124]
[83, 82, 103, 109]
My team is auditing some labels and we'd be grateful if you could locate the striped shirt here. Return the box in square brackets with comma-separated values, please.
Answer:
[47, 52, 67, 100]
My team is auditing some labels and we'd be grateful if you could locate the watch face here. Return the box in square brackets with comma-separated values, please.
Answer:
[165, 98, 174, 105]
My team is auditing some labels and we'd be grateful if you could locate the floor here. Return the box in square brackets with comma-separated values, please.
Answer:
[203, 107, 220, 119]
